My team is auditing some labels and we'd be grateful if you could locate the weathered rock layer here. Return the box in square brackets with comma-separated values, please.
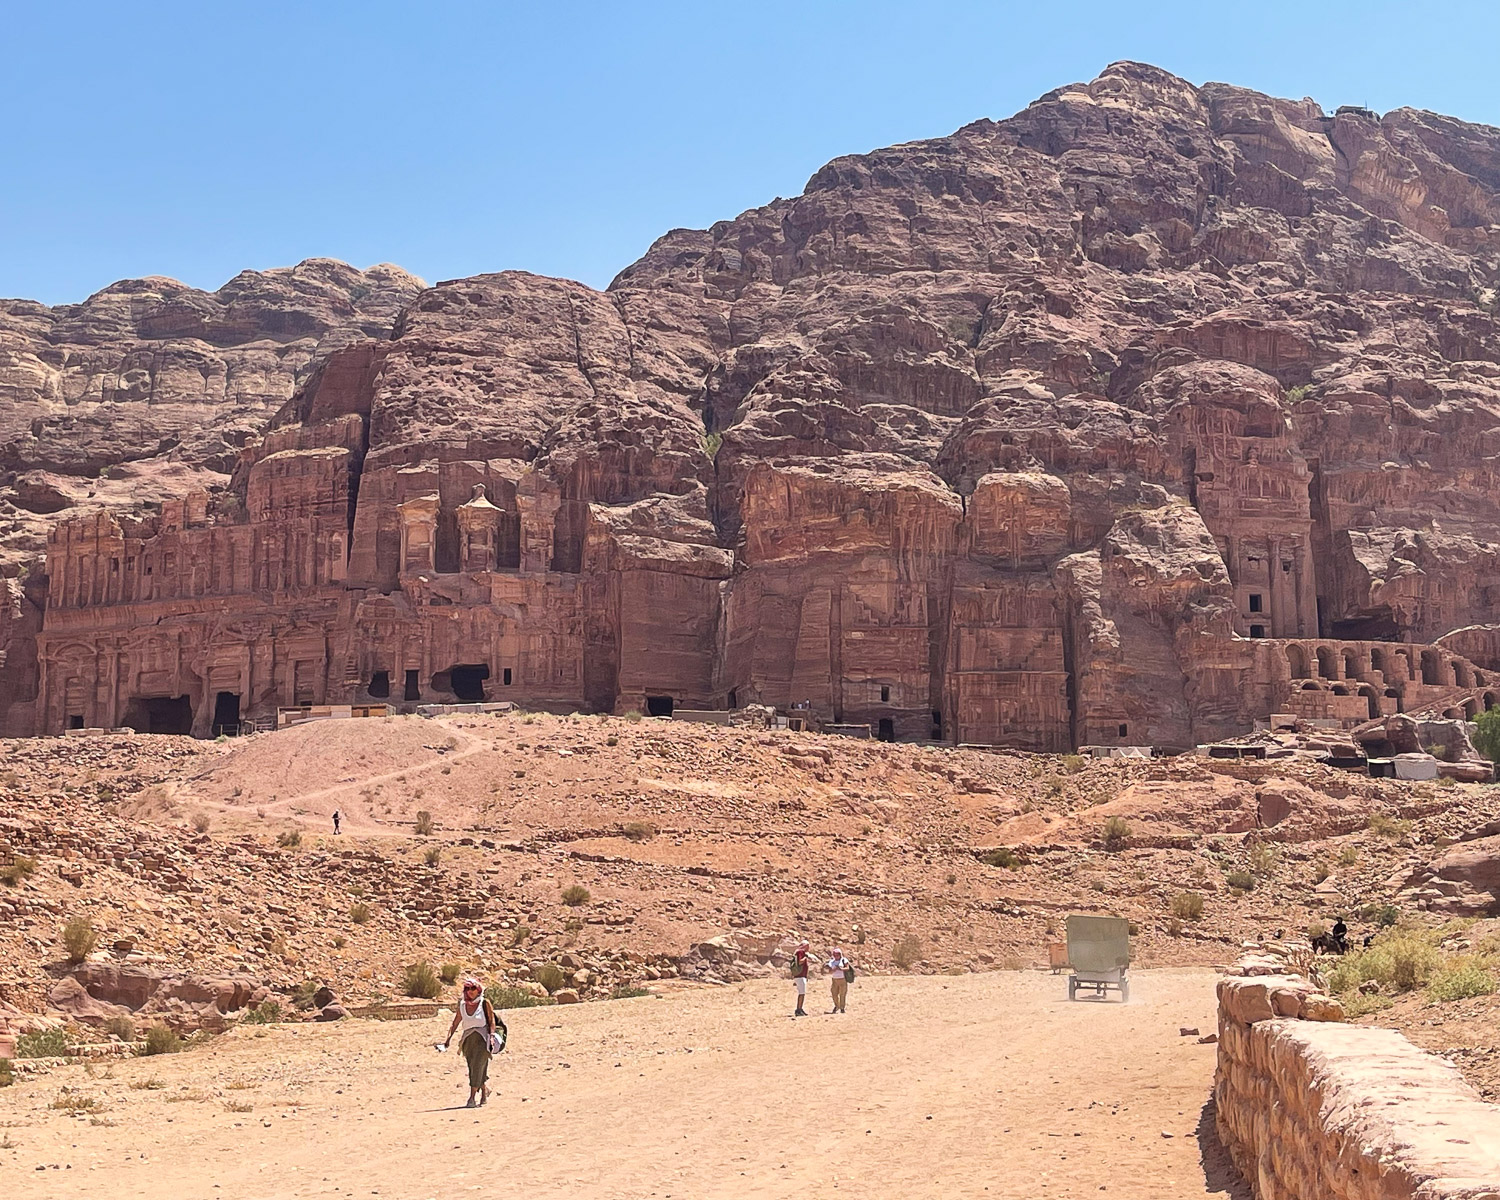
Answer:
[7, 62, 1500, 747]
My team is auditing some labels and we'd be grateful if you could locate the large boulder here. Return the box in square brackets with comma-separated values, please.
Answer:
[1401, 834, 1500, 915]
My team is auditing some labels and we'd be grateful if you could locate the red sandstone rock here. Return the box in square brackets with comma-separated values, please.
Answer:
[7, 63, 1500, 750]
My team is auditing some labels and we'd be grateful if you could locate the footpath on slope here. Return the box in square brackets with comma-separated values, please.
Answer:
[0, 968, 1240, 1200]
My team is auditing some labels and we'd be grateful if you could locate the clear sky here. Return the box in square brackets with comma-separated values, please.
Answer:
[5, 0, 1498, 306]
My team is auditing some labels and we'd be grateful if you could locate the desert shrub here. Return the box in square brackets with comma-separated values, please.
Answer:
[440, 962, 461, 985]
[1473, 708, 1500, 763]
[1340, 990, 1394, 1019]
[508, 925, 531, 947]
[1427, 958, 1497, 1002]
[622, 821, 657, 842]
[560, 884, 591, 906]
[1312, 862, 1331, 884]
[485, 984, 554, 1009]
[1436, 774, 1456, 789]
[50, 1091, 103, 1112]
[0, 1059, 12, 1087]
[1285, 384, 1311, 403]
[1338, 845, 1360, 867]
[140, 1026, 182, 1056]
[531, 963, 568, 993]
[62, 916, 100, 964]
[605, 735, 619, 747]
[1225, 869, 1254, 892]
[192, 811, 212, 834]
[1358, 902, 1401, 928]
[276, 829, 302, 849]
[703, 431, 723, 457]
[610, 984, 651, 1000]
[1166, 918, 1183, 937]
[1247, 843, 1279, 876]
[15, 1028, 69, 1058]
[981, 847, 1023, 869]
[1046, 777, 1065, 797]
[1326, 929, 1442, 994]
[623, 710, 642, 722]
[241, 999, 284, 1025]
[0, 855, 36, 886]
[1102, 816, 1130, 850]
[892, 932, 924, 969]
[1059, 754, 1087, 775]
[424, 846, 442, 867]
[103, 1016, 135, 1043]
[414, 810, 434, 836]
[331, 934, 347, 949]
[349, 902, 372, 924]
[1428, 743, 1449, 761]
[1170, 892, 1205, 921]
[402, 960, 442, 999]
[1367, 813, 1411, 839]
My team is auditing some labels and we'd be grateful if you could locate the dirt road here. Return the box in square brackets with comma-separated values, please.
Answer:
[0, 969, 1243, 1200]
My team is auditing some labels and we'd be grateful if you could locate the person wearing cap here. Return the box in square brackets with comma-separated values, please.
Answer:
[826, 947, 852, 1013]
[791, 941, 811, 1016]
[441, 977, 495, 1107]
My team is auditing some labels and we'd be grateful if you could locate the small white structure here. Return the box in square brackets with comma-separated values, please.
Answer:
[1393, 752, 1440, 781]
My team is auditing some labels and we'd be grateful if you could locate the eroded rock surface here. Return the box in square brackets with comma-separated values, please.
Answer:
[7, 63, 1500, 749]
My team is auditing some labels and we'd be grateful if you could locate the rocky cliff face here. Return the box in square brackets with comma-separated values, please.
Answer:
[9, 62, 1500, 747]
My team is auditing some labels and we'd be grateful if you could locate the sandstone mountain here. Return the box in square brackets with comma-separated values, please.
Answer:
[6, 62, 1500, 749]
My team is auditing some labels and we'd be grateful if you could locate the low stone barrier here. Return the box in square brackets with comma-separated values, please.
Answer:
[1215, 947, 1500, 1199]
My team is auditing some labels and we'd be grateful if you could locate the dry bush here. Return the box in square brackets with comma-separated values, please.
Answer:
[981, 847, 1024, 869]
[1, 856, 37, 886]
[440, 962, 461, 985]
[1225, 869, 1254, 892]
[350, 902, 372, 924]
[15, 1028, 68, 1058]
[622, 821, 657, 842]
[128, 1076, 165, 1090]
[1367, 813, 1412, 839]
[531, 963, 568, 993]
[1169, 892, 1205, 921]
[424, 846, 442, 867]
[560, 884, 591, 906]
[141, 1026, 182, 1056]
[414, 810, 434, 836]
[892, 933, 924, 969]
[62, 916, 100, 964]
[1427, 958, 1497, 1002]
[192, 811, 212, 834]
[1247, 843, 1280, 876]
[1327, 930, 1441, 995]
[1338, 845, 1360, 867]
[1102, 816, 1130, 850]
[103, 1016, 135, 1043]
[223, 1099, 254, 1113]
[402, 961, 441, 999]
[508, 925, 531, 948]
[50, 1092, 103, 1113]
[1059, 754, 1087, 774]
[276, 829, 302, 849]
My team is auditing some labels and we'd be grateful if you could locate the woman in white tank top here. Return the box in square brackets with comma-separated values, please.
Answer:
[441, 977, 494, 1107]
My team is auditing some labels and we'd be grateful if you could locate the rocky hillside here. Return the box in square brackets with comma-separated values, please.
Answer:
[6, 61, 1500, 752]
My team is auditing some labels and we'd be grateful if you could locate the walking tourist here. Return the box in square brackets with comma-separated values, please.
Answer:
[791, 941, 811, 1016]
[827, 947, 852, 1013]
[441, 977, 495, 1107]
[332, 809, 341, 835]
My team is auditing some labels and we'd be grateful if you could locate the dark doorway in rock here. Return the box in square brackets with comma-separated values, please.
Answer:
[67, 714, 84, 730]
[123, 695, 194, 735]
[877, 718, 895, 742]
[1118, 723, 1129, 738]
[502, 668, 513, 686]
[646, 695, 674, 718]
[931, 710, 942, 740]
[212, 692, 241, 735]
[1249, 624, 1266, 639]
[368, 670, 390, 699]
[404, 670, 421, 701]
[880, 685, 890, 702]
[728, 688, 738, 709]
[450, 664, 490, 702]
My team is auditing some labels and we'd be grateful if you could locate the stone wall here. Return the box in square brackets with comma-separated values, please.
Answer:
[1215, 955, 1500, 1199]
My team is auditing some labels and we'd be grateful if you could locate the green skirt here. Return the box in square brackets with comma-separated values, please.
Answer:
[460, 1029, 491, 1090]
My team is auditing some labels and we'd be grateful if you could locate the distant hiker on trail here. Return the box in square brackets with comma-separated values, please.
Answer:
[791, 941, 811, 1016]
[332, 810, 341, 835]
[826, 948, 852, 1014]
[441, 977, 496, 1107]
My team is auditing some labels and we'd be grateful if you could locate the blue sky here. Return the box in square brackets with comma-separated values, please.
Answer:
[4, 1, 1498, 305]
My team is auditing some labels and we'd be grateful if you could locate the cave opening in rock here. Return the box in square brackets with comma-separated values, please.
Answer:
[123, 695, 194, 735]
[877, 718, 895, 742]
[212, 691, 241, 734]
[404, 670, 420, 701]
[449, 664, 490, 702]
[502, 667, 513, 686]
[368, 670, 390, 698]
[67, 714, 84, 730]
[646, 695, 674, 717]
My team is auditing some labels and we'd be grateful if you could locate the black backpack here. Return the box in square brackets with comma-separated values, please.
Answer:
[843, 964, 855, 983]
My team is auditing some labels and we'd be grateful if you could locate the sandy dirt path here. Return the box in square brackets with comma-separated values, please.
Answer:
[0, 969, 1244, 1200]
